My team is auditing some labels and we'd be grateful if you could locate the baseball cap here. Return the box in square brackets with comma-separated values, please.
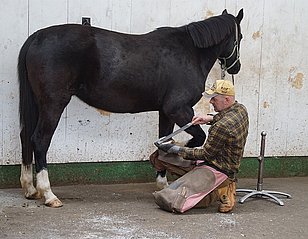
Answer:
[203, 80, 235, 97]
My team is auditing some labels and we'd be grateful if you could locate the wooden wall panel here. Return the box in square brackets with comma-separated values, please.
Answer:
[1, 0, 307, 165]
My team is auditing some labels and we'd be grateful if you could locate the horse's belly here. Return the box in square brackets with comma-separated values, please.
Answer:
[77, 93, 158, 114]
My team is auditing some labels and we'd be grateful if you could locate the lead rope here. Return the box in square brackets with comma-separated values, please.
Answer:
[221, 69, 226, 79]
[220, 60, 235, 84]
[220, 65, 235, 84]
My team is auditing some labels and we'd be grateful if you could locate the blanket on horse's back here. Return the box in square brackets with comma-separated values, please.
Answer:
[153, 152, 228, 213]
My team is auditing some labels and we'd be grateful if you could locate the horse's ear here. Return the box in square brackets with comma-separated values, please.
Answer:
[222, 9, 228, 15]
[236, 9, 244, 23]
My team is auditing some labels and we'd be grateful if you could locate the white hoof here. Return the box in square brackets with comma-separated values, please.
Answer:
[156, 175, 169, 190]
[45, 198, 63, 208]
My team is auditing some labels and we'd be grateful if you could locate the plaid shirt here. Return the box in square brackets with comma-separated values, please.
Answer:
[179, 102, 249, 176]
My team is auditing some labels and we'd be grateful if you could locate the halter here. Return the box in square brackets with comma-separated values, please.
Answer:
[218, 21, 240, 81]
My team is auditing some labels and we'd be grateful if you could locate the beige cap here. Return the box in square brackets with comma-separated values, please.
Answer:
[204, 80, 235, 97]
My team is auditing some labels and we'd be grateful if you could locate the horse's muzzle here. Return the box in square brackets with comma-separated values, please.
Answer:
[227, 63, 241, 75]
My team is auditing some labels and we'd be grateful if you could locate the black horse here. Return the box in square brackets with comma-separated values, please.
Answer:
[18, 9, 243, 207]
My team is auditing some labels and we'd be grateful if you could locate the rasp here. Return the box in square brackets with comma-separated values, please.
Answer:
[154, 122, 193, 146]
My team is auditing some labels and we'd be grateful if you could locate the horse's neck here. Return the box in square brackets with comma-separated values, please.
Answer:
[199, 47, 222, 78]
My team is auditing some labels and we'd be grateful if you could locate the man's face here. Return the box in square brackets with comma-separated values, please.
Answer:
[209, 95, 228, 112]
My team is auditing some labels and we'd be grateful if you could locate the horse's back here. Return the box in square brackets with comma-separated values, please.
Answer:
[27, 24, 98, 65]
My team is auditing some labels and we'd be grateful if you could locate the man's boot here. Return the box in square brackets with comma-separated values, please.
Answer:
[217, 181, 236, 213]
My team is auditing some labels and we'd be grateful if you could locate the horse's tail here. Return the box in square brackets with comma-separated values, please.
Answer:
[18, 33, 39, 165]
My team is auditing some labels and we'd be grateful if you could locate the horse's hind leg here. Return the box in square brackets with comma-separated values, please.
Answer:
[20, 128, 41, 199]
[32, 99, 70, 208]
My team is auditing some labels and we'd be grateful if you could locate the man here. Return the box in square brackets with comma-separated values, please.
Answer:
[150, 80, 249, 213]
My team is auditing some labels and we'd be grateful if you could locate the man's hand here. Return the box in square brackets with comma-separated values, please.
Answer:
[156, 143, 181, 154]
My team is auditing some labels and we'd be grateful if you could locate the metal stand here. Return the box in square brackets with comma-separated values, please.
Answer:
[236, 131, 292, 206]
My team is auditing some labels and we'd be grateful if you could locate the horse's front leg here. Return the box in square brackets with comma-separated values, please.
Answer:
[184, 124, 206, 147]
[162, 104, 206, 148]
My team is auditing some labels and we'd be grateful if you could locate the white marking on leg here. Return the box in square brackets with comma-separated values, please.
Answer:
[36, 169, 60, 205]
[20, 164, 39, 198]
[156, 174, 169, 190]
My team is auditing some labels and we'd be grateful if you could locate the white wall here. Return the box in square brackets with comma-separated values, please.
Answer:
[0, 0, 307, 165]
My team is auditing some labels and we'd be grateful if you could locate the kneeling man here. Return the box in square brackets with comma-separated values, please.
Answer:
[150, 80, 249, 213]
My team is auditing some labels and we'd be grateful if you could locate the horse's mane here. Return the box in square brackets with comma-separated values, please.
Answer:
[186, 14, 236, 48]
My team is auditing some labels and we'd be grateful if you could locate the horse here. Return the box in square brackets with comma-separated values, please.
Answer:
[18, 9, 244, 207]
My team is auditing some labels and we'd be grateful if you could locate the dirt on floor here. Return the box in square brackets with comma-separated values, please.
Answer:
[0, 177, 307, 239]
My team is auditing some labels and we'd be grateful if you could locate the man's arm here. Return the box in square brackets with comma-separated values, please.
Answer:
[191, 114, 214, 125]
[178, 124, 227, 161]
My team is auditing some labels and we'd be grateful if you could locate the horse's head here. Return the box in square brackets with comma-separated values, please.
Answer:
[218, 9, 244, 75]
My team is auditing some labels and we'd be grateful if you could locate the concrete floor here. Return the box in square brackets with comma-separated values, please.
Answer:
[0, 177, 307, 239]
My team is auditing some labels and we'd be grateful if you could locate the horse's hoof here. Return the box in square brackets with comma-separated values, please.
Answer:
[45, 198, 63, 208]
[25, 191, 42, 200]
